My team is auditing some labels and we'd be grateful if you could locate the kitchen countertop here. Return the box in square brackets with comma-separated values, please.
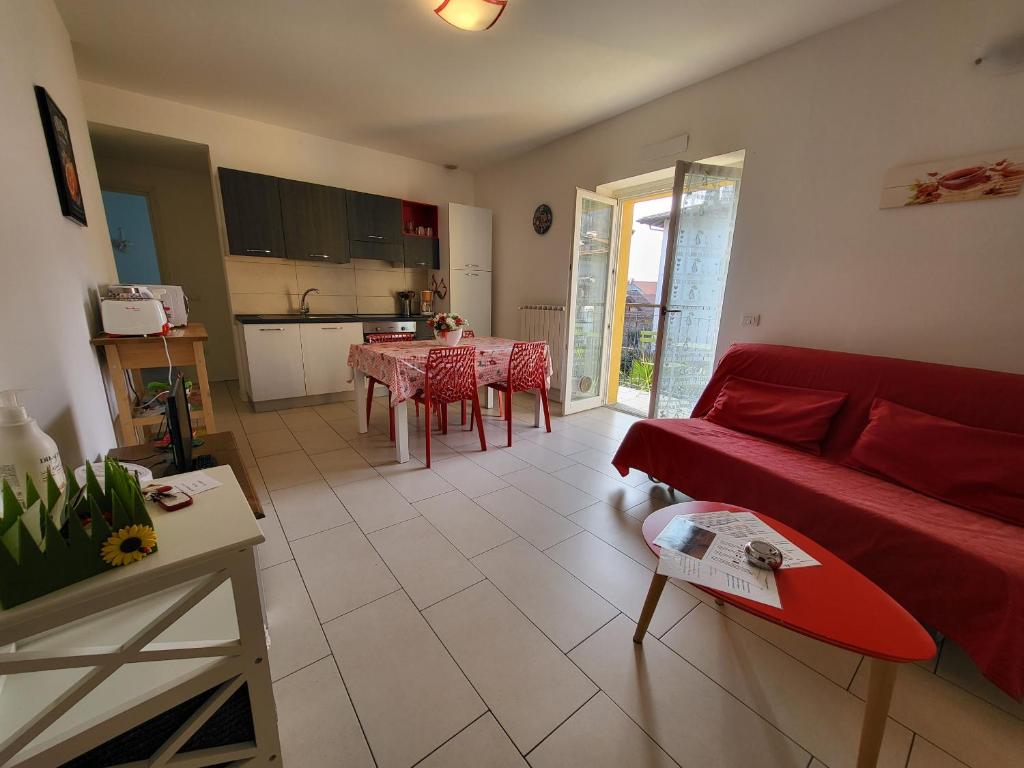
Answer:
[234, 313, 432, 324]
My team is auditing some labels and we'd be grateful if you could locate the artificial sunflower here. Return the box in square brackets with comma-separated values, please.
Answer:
[101, 524, 158, 567]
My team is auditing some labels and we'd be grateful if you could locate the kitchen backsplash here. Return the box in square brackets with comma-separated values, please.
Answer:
[226, 255, 429, 315]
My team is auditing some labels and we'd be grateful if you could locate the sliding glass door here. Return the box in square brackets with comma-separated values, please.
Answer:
[563, 188, 618, 414]
[649, 160, 742, 418]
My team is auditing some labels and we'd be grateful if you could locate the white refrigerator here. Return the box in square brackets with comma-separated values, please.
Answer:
[432, 203, 492, 336]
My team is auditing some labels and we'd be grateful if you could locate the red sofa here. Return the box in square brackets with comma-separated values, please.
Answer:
[612, 343, 1024, 698]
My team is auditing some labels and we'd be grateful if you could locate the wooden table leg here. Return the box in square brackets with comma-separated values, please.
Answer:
[354, 369, 368, 434]
[105, 346, 139, 446]
[192, 340, 216, 433]
[856, 658, 898, 768]
[633, 573, 668, 643]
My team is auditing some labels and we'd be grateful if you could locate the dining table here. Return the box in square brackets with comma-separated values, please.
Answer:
[348, 336, 552, 463]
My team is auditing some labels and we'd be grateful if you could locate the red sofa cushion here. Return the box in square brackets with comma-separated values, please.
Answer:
[612, 416, 1024, 699]
[690, 343, 1024, 462]
[704, 376, 847, 454]
[844, 399, 1024, 526]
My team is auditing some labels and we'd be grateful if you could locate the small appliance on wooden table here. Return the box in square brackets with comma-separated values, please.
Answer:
[348, 336, 552, 463]
[91, 323, 216, 446]
[0, 466, 280, 767]
[634, 501, 936, 768]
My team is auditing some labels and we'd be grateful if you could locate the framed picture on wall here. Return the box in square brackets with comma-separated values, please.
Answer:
[35, 85, 87, 225]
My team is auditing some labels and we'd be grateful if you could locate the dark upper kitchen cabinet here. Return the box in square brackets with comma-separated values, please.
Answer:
[349, 240, 405, 265]
[218, 168, 286, 258]
[346, 191, 403, 244]
[279, 179, 350, 264]
[403, 235, 439, 269]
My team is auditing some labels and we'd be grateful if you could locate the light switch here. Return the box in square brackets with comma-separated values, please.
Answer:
[741, 313, 761, 327]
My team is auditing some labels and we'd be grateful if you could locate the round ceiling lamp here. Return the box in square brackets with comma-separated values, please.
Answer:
[434, 0, 508, 32]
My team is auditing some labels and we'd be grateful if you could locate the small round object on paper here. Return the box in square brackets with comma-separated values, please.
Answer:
[745, 540, 784, 571]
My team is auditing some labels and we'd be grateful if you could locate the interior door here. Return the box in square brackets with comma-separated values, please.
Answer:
[650, 160, 742, 418]
[563, 188, 618, 414]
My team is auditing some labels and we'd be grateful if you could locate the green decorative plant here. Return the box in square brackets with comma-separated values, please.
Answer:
[0, 459, 157, 610]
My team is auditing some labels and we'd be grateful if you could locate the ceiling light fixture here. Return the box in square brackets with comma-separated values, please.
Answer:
[434, 0, 507, 32]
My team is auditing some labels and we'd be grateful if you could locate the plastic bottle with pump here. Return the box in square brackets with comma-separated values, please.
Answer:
[0, 390, 65, 507]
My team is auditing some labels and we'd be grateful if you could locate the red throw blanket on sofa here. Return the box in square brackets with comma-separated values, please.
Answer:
[612, 343, 1024, 699]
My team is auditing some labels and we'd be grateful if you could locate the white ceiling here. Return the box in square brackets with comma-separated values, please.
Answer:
[58, 0, 898, 170]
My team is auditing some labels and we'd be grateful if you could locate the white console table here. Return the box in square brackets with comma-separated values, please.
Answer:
[0, 466, 281, 767]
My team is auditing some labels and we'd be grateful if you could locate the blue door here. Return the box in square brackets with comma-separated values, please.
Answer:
[102, 190, 162, 284]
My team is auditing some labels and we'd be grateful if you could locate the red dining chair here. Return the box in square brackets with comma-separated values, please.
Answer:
[459, 330, 476, 425]
[487, 341, 551, 447]
[413, 346, 486, 467]
[365, 332, 415, 441]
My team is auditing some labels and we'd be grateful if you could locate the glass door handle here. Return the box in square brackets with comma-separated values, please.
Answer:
[660, 307, 682, 315]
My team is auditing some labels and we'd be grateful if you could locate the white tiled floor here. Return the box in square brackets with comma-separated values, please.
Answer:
[207, 380, 1024, 768]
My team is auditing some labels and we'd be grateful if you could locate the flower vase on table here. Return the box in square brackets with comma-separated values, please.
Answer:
[428, 312, 468, 346]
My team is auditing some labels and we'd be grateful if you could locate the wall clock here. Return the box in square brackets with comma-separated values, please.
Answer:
[532, 203, 553, 235]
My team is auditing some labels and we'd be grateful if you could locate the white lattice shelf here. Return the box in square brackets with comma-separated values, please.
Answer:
[0, 466, 280, 768]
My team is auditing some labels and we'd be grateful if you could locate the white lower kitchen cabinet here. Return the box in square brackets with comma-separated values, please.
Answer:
[242, 324, 306, 401]
[449, 269, 492, 336]
[239, 321, 364, 404]
[300, 322, 363, 395]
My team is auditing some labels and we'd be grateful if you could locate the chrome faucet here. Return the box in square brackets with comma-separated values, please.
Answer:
[300, 288, 320, 315]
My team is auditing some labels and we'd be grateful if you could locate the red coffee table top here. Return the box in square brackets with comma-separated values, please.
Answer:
[643, 501, 936, 662]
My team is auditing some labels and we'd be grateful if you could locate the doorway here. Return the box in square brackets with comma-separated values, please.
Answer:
[102, 190, 162, 284]
[566, 153, 744, 418]
[607, 192, 673, 416]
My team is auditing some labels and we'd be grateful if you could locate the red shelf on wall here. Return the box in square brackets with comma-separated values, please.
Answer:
[401, 199, 439, 239]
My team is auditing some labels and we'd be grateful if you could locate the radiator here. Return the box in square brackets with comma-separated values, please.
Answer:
[520, 305, 566, 399]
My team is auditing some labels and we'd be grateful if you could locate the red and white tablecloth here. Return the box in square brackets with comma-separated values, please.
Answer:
[347, 337, 552, 405]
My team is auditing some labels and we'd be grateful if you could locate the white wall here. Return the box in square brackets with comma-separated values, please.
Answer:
[0, 0, 118, 466]
[477, 0, 1024, 375]
[80, 82, 475, 211]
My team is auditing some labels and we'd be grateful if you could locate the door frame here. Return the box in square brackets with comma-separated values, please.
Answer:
[562, 187, 622, 415]
[647, 161, 690, 418]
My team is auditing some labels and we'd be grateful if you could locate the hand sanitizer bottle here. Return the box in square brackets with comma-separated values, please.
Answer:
[0, 390, 65, 506]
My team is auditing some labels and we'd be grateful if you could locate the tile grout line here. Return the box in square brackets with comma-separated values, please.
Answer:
[408, 710, 492, 767]
[521, 689, 602, 760]
[317, 586, 404, 627]
[654, 617, 863, 766]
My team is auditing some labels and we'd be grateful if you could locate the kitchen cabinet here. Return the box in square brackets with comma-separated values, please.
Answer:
[447, 203, 492, 271]
[218, 168, 286, 258]
[299, 323, 363, 395]
[346, 191, 403, 244]
[279, 179, 350, 264]
[349, 240, 405, 265]
[241, 324, 306, 401]
[448, 269, 492, 336]
[403, 235, 439, 269]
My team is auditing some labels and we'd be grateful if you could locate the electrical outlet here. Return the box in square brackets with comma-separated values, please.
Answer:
[741, 313, 761, 327]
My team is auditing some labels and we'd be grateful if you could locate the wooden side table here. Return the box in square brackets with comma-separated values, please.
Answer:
[92, 323, 217, 446]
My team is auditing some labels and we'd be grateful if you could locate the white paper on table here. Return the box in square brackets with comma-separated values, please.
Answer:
[654, 516, 782, 608]
[677, 511, 820, 569]
[165, 471, 222, 496]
